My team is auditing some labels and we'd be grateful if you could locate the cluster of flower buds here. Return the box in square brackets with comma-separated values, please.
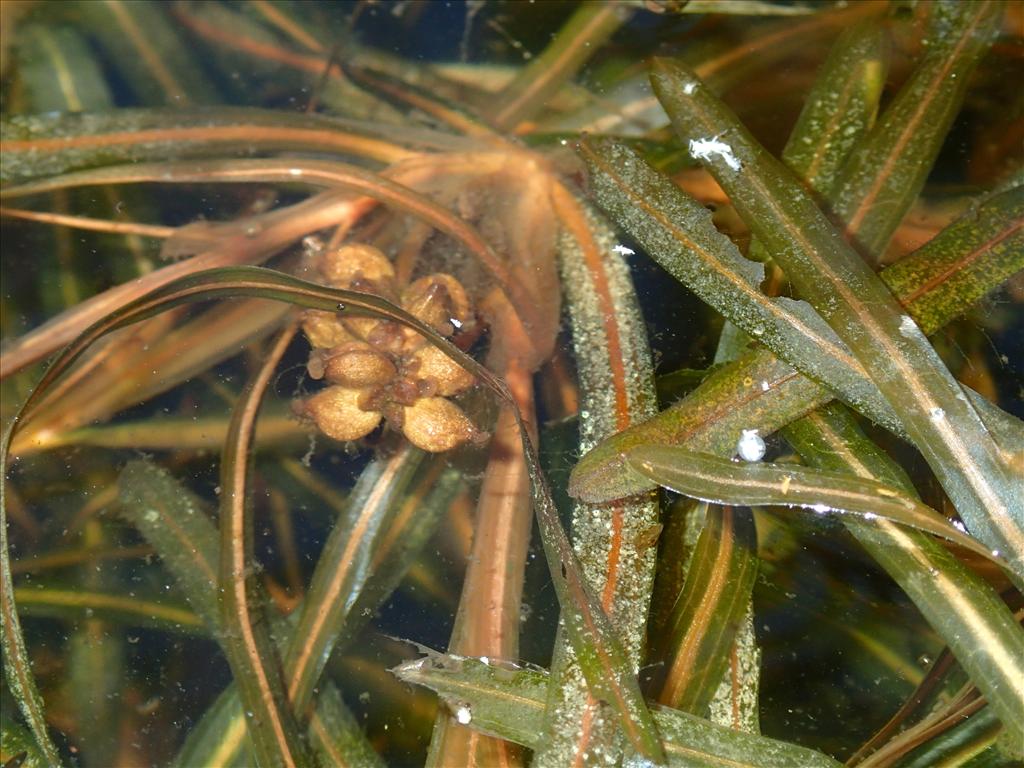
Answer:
[295, 244, 482, 453]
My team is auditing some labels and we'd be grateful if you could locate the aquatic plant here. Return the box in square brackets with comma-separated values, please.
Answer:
[1, 1, 1021, 766]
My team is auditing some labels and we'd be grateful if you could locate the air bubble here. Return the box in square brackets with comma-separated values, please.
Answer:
[736, 429, 765, 462]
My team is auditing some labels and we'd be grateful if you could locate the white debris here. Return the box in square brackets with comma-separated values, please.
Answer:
[737, 429, 766, 462]
[301, 235, 324, 255]
[683, 81, 696, 95]
[689, 136, 742, 171]
[612, 244, 635, 256]
[899, 315, 916, 336]
[455, 705, 472, 725]
[929, 407, 945, 422]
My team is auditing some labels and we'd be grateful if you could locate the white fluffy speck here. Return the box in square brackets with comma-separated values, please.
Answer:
[812, 503, 829, 513]
[683, 82, 696, 95]
[689, 136, 742, 171]
[929, 407, 945, 421]
[761, 380, 770, 392]
[612, 244, 635, 256]
[455, 705, 472, 724]
[737, 429, 766, 462]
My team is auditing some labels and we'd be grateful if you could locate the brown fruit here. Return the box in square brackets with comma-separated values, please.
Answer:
[321, 244, 395, 289]
[408, 344, 475, 396]
[301, 386, 381, 442]
[401, 397, 478, 452]
[322, 344, 397, 387]
[302, 310, 353, 350]
[400, 274, 472, 336]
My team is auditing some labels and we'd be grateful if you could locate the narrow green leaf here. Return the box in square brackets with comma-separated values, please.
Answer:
[61, 411, 306, 451]
[1, 721, 49, 768]
[69, 0, 219, 106]
[648, 499, 704, 644]
[171, 685, 255, 768]
[393, 653, 844, 768]
[531, 468, 667, 764]
[892, 704, 1004, 768]
[656, 1, 820, 15]
[1, 479, 62, 766]
[118, 460, 221, 631]
[0, 267, 414, 768]
[308, 684, 387, 768]
[534, 196, 660, 765]
[67, 522, 125, 768]
[880, 186, 1024, 339]
[828, 0, 1004, 261]
[11, 586, 203, 633]
[746, 17, 887, 266]
[0, 107, 421, 183]
[67, 632, 123, 765]
[217, 327, 314, 768]
[780, 19, 887, 196]
[650, 58, 1022, 576]
[284, 446, 424, 718]
[570, 345, 830, 504]
[492, 2, 631, 131]
[653, 507, 758, 716]
[331, 461, 462, 653]
[400, 650, 549, 750]
[623, 444, 1000, 564]
[13, 25, 113, 113]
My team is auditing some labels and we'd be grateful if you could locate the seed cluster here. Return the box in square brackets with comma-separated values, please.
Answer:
[296, 244, 482, 452]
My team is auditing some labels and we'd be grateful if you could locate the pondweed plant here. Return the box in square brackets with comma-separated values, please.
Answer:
[0, 1, 1021, 766]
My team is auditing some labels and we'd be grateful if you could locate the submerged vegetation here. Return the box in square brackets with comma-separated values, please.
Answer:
[0, 1, 1022, 766]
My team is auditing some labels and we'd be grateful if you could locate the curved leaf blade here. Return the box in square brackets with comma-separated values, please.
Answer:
[217, 326, 314, 768]
[623, 444, 1001, 565]
[394, 652, 843, 768]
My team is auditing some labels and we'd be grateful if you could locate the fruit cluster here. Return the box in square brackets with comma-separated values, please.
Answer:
[296, 244, 483, 452]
